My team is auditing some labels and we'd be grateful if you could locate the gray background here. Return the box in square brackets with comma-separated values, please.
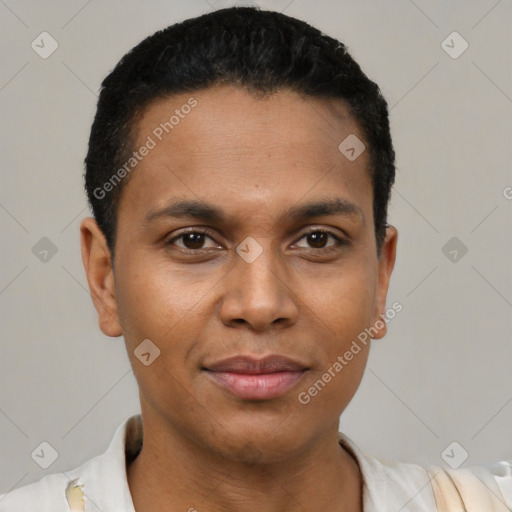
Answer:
[1, 0, 511, 493]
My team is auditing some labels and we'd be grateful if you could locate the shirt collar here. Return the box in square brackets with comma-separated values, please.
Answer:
[74, 415, 140, 512]
[337, 431, 437, 511]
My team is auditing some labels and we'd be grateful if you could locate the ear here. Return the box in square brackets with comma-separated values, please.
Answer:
[80, 217, 122, 337]
[371, 225, 398, 340]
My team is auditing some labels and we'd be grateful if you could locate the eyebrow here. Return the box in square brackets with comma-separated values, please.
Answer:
[144, 197, 364, 225]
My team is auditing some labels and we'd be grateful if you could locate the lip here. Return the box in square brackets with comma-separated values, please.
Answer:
[203, 355, 309, 400]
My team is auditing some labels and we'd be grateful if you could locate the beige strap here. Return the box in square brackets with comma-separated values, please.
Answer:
[449, 467, 511, 511]
[428, 466, 510, 512]
[429, 467, 466, 512]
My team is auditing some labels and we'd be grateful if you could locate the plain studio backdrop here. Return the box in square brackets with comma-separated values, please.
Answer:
[0, 0, 511, 492]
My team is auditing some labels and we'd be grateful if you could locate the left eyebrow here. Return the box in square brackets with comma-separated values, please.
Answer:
[143, 196, 364, 226]
[284, 197, 365, 225]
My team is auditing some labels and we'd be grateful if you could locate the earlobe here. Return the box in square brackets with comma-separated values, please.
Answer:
[372, 225, 398, 340]
[80, 217, 122, 337]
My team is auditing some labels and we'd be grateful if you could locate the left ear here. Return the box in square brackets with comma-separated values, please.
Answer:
[371, 225, 398, 340]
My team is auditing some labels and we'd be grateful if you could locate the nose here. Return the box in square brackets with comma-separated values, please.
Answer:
[218, 240, 299, 332]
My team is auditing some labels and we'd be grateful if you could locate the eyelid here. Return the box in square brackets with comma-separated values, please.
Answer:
[165, 227, 221, 248]
[291, 226, 348, 249]
[295, 225, 348, 240]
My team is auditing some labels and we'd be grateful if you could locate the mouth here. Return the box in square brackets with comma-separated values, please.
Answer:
[202, 355, 309, 400]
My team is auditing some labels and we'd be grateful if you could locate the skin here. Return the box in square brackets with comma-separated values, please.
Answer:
[81, 84, 397, 512]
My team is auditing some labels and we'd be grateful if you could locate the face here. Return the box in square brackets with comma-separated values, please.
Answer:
[81, 84, 397, 463]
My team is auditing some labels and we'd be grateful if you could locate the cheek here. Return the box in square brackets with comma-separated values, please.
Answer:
[305, 259, 378, 338]
[114, 260, 206, 413]
[297, 326, 370, 418]
[294, 264, 375, 407]
[114, 255, 205, 352]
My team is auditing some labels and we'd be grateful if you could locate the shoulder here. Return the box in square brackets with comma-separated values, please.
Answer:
[0, 463, 91, 512]
[0, 415, 141, 512]
[428, 459, 512, 511]
[337, 432, 512, 511]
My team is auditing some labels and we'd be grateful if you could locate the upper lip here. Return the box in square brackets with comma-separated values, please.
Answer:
[203, 355, 308, 374]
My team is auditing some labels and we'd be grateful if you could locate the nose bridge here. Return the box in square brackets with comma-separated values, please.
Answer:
[239, 237, 282, 293]
[219, 236, 298, 330]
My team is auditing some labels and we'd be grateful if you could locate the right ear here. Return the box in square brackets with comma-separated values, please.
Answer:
[80, 217, 122, 337]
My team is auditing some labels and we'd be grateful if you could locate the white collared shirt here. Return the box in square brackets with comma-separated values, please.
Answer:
[1, 414, 510, 511]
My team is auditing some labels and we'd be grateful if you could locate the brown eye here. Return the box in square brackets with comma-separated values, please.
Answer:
[166, 230, 220, 251]
[306, 231, 329, 249]
[295, 229, 346, 250]
[180, 232, 207, 250]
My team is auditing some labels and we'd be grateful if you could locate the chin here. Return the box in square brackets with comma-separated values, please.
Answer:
[210, 423, 310, 465]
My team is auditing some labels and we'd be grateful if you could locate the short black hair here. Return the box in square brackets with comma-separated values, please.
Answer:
[84, 6, 395, 260]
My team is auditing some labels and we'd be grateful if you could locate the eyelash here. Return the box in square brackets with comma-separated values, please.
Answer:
[165, 227, 347, 253]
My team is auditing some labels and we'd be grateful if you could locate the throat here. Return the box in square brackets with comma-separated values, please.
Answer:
[126, 440, 364, 512]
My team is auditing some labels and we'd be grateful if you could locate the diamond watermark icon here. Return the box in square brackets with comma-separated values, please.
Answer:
[31, 441, 59, 469]
[338, 134, 365, 161]
[442, 236, 468, 263]
[236, 236, 263, 263]
[441, 31, 468, 59]
[32, 237, 58, 263]
[134, 339, 161, 366]
[31, 32, 59, 59]
[441, 441, 469, 469]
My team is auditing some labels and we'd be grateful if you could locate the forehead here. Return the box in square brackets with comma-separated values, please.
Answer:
[135, 84, 363, 154]
[119, 84, 373, 225]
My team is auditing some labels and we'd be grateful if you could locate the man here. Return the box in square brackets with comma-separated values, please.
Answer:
[1, 6, 510, 512]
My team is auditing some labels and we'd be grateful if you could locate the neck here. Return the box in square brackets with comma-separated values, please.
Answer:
[126, 415, 363, 512]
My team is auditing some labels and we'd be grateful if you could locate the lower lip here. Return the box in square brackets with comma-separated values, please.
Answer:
[204, 370, 306, 400]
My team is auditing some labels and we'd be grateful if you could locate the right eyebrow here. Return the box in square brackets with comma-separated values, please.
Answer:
[144, 199, 226, 225]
